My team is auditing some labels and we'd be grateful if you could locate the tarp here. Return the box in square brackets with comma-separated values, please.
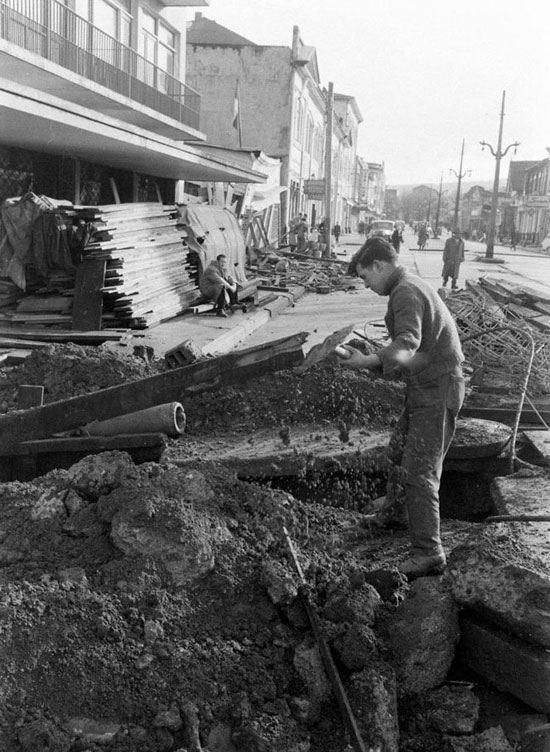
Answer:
[178, 204, 248, 285]
[242, 153, 286, 213]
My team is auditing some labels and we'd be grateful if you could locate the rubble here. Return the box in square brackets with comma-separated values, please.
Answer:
[0, 343, 162, 412]
[0, 448, 484, 751]
[379, 577, 460, 696]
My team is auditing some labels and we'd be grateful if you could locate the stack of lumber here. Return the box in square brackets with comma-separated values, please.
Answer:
[84, 203, 201, 329]
[446, 276, 550, 395]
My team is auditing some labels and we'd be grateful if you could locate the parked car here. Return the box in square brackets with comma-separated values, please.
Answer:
[368, 220, 395, 242]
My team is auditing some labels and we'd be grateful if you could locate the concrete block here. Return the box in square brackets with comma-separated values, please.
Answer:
[448, 472, 550, 647]
[459, 615, 550, 714]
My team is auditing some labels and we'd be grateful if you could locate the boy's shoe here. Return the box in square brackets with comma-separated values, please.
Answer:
[398, 553, 446, 579]
[216, 310, 228, 318]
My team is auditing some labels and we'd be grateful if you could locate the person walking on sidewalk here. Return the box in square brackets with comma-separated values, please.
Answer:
[442, 229, 465, 289]
[333, 222, 341, 244]
[342, 237, 465, 578]
[199, 254, 238, 317]
[391, 225, 403, 254]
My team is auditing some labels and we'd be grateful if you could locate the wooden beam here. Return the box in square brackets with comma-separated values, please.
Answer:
[72, 259, 106, 331]
[0, 332, 308, 453]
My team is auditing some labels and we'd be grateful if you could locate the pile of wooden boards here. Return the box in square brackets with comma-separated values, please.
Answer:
[446, 276, 550, 395]
[84, 203, 202, 329]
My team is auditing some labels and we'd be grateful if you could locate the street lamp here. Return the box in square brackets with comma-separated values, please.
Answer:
[480, 90, 520, 259]
[449, 138, 471, 230]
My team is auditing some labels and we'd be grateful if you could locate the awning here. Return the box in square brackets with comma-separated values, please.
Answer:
[0, 82, 267, 184]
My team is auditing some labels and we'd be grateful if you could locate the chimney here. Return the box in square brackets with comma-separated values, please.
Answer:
[195, 12, 202, 20]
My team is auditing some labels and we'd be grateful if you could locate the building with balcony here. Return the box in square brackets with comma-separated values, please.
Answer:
[0, 0, 264, 206]
[186, 16, 327, 231]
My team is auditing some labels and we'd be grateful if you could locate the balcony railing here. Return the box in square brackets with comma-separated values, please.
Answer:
[0, 0, 200, 131]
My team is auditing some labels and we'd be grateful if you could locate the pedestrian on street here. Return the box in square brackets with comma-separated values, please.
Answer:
[442, 229, 465, 290]
[296, 216, 309, 253]
[333, 223, 341, 244]
[341, 237, 465, 578]
[199, 254, 238, 317]
[510, 224, 518, 251]
[417, 224, 428, 250]
[391, 226, 403, 254]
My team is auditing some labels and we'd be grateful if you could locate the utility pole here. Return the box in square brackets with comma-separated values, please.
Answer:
[480, 90, 520, 259]
[323, 81, 334, 258]
[426, 187, 433, 224]
[434, 172, 444, 236]
[450, 138, 470, 231]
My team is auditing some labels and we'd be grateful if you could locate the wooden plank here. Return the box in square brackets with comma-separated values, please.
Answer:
[109, 177, 120, 204]
[0, 329, 130, 343]
[0, 332, 308, 453]
[17, 296, 72, 314]
[72, 258, 106, 331]
[12, 432, 166, 456]
[0, 338, 51, 350]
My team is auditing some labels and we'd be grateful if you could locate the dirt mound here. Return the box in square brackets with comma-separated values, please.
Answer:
[183, 362, 404, 435]
[0, 344, 163, 411]
[0, 450, 419, 752]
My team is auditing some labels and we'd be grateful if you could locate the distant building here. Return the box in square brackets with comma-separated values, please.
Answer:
[332, 94, 362, 230]
[515, 156, 550, 246]
[460, 185, 508, 237]
[186, 16, 326, 230]
[384, 188, 398, 218]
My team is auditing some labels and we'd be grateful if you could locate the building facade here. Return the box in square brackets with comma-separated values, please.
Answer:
[331, 93, 362, 231]
[0, 0, 262, 207]
[186, 16, 326, 232]
[516, 156, 550, 246]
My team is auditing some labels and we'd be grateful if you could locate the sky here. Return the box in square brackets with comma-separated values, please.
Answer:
[195, 0, 550, 187]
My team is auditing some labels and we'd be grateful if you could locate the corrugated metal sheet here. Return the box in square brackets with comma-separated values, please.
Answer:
[179, 204, 247, 283]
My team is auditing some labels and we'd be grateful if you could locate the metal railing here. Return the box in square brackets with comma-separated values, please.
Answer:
[0, 0, 200, 130]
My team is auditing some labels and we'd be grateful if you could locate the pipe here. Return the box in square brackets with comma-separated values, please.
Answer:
[83, 402, 186, 438]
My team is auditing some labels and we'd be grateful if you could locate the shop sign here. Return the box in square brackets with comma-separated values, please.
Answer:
[303, 179, 325, 199]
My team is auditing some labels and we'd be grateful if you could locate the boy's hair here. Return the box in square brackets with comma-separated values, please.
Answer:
[216, 254, 227, 261]
[348, 236, 397, 276]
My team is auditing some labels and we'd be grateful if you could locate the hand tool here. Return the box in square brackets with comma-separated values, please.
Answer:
[283, 526, 381, 752]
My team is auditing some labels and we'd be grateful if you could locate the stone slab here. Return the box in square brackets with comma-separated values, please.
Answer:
[523, 431, 550, 467]
[448, 470, 550, 647]
[460, 615, 550, 714]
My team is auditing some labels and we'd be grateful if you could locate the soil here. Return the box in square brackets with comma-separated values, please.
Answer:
[0, 449, 481, 752]
[0, 344, 163, 412]
[0, 345, 541, 751]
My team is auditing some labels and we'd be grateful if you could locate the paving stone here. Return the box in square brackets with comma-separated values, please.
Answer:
[448, 471, 550, 648]
[460, 615, 550, 713]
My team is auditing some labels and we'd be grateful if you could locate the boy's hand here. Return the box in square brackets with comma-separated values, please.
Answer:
[338, 345, 381, 372]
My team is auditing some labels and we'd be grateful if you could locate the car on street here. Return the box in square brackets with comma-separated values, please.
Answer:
[368, 220, 395, 242]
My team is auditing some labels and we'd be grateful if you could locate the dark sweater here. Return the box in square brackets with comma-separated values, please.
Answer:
[379, 267, 464, 384]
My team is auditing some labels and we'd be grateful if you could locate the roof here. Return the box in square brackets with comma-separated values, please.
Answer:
[507, 160, 540, 192]
[187, 15, 256, 46]
[334, 93, 363, 124]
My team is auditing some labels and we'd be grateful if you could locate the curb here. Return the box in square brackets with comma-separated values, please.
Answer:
[201, 286, 306, 356]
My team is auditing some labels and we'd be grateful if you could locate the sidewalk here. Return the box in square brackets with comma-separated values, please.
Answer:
[138, 229, 550, 361]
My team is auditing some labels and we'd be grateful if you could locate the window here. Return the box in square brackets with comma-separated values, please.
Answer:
[140, 9, 177, 84]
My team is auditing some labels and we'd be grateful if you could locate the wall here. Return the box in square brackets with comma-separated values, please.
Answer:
[186, 45, 292, 155]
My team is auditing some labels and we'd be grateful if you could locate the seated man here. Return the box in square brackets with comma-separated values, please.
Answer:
[200, 254, 238, 317]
